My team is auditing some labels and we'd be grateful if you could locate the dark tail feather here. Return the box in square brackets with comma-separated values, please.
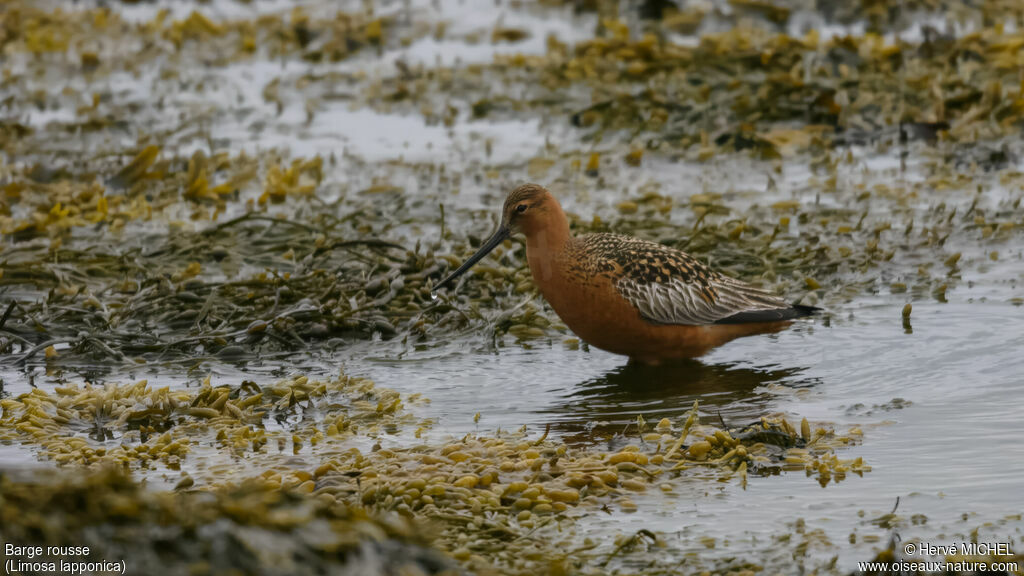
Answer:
[714, 304, 820, 325]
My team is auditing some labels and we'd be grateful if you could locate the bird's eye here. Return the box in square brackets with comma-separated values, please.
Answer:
[516, 204, 528, 213]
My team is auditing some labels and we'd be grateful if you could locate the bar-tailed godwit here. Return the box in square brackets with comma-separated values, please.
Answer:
[434, 184, 817, 364]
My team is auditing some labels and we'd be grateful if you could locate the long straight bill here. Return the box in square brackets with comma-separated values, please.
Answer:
[432, 225, 510, 292]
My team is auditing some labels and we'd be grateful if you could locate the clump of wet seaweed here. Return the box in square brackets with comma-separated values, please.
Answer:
[0, 151, 441, 366]
[0, 3, 399, 65]
[3, 146, 1022, 369]
[0, 466, 460, 576]
[552, 22, 1024, 154]
[349, 1, 1024, 157]
[1, 375, 870, 574]
[545, 0, 1024, 35]
[0, 371, 421, 471]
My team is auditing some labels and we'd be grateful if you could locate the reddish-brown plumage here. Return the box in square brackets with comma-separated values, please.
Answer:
[531, 258, 792, 363]
[435, 184, 815, 364]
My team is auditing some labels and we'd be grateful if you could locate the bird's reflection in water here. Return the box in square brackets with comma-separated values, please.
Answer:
[542, 359, 815, 445]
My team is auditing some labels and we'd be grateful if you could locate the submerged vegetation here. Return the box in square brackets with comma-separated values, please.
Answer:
[1, 371, 871, 574]
[2, 0, 1024, 574]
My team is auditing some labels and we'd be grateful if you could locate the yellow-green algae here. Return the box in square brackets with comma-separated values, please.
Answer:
[0, 372, 419, 468]
[3, 147, 1021, 366]
[0, 3, 396, 64]
[2, 372, 872, 574]
[374, 19, 1024, 155]
[2, 0, 1023, 368]
[0, 467, 460, 576]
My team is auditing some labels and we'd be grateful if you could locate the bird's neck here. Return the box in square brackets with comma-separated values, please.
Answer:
[523, 207, 571, 286]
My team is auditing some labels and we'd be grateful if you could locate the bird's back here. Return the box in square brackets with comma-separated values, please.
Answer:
[565, 233, 815, 326]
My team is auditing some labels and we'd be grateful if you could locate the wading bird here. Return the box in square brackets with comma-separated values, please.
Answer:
[433, 184, 817, 364]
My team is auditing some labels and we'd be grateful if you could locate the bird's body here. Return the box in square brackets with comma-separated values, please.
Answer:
[435, 184, 816, 364]
[530, 233, 811, 363]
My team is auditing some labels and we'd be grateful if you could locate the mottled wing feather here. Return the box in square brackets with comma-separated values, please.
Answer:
[617, 278, 722, 325]
[574, 234, 792, 326]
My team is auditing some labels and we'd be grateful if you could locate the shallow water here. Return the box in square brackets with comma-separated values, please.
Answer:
[340, 291, 1024, 568]
[3, 0, 1024, 572]
[7, 276, 1018, 570]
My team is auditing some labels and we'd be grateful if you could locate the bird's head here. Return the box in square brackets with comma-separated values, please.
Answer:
[432, 184, 559, 293]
